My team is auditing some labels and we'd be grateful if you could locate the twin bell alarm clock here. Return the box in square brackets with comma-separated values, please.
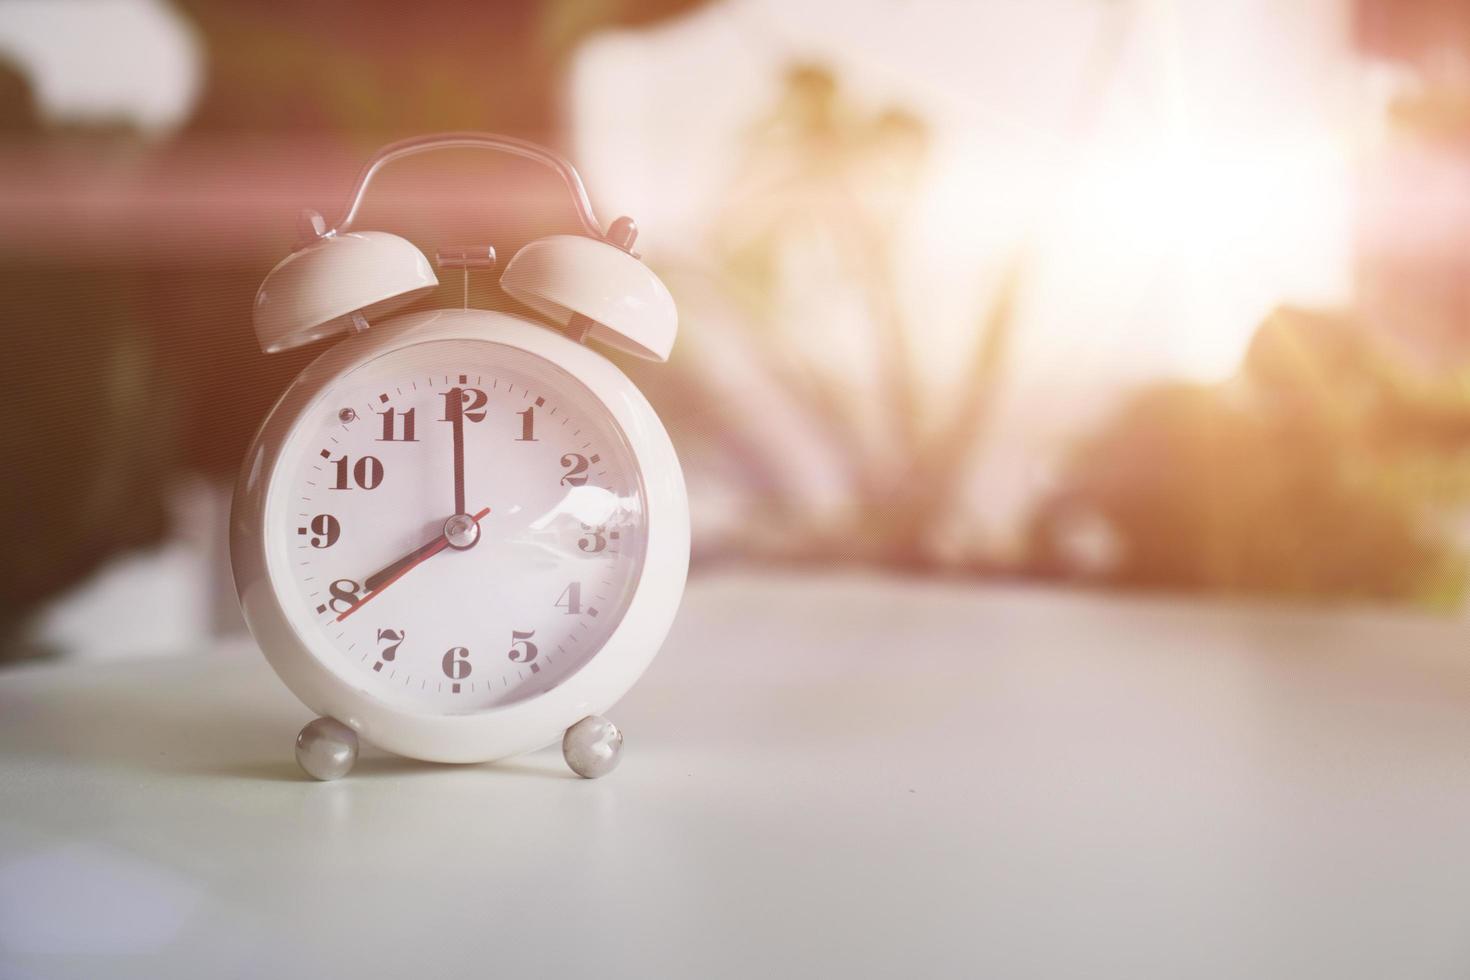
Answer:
[230, 133, 689, 780]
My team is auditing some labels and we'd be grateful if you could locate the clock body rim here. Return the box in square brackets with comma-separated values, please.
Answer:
[230, 307, 689, 763]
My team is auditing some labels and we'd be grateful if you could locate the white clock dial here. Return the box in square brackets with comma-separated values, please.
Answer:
[263, 337, 647, 713]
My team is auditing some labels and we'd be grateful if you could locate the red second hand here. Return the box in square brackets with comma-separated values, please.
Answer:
[336, 506, 489, 622]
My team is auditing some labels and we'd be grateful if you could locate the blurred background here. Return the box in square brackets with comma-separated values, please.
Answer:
[2, 0, 1469, 664]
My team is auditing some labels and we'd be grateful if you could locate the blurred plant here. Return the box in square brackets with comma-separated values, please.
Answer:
[640, 11, 1130, 569]
[1028, 307, 1470, 607]
[627, 63, 972, 566]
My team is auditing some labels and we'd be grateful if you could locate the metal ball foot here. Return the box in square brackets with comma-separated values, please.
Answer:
[295, 717, 358, 780]
[562, 715, 622, 778]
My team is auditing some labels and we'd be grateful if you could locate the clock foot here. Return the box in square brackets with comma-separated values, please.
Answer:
[295, 716, 359, 781]
[562, 715, 622, 779]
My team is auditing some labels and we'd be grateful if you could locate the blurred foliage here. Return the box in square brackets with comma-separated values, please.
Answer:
[1029, 307, 1470, 607]
[626, 63, 986, 567]
[640, 2, 1129, 571]
[1004, 0, 1470, 608]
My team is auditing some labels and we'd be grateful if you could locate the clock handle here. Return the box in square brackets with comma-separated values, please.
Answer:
[329, 131, 608, 241]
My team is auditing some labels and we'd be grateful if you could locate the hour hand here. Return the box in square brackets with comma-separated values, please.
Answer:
[337, 507, 490, 621]
[364, 536, 445, 593]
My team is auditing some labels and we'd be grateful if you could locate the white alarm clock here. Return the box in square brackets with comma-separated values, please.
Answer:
[230, 134, 689, 780]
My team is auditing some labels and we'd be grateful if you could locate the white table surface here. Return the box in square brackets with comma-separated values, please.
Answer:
[3, 571, 1470, 979]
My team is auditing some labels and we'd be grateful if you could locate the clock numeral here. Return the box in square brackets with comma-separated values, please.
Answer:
[442, 646, 472, 680]
[560, 453, 589, 487]
[441, 387, 487, 423]
[508, 629, 538, 664]
[376, 628, 406, 662]
[328, 578, 362, 615]
[577, 524, 607, 554]
[516, 406, 538, 442]
[307, 514, 340, 549]
[377, 407, 418, 442]
[331, 455, 383, 490]
[555, 582, 582, 615]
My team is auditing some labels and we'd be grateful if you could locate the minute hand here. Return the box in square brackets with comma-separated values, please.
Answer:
[363, 536, 447, 594]
[449, 386, 466, 517]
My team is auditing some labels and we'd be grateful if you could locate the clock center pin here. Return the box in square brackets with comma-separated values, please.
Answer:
[443, 512, 481, 550]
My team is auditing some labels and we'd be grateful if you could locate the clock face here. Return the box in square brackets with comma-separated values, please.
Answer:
[264, 337, 648, 714]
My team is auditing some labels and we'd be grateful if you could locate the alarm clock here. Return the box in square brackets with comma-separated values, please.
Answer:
[229, 133, 689, 780]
